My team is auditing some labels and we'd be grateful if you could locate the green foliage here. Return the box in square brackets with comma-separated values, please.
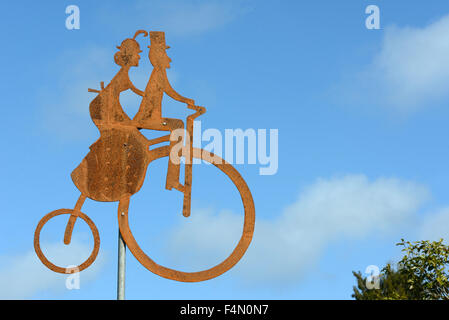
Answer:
[352, 264, 411, 300]
[352, 239, 449, 300]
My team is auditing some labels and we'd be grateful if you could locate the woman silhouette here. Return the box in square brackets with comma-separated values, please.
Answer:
[71, 30, 151, 202]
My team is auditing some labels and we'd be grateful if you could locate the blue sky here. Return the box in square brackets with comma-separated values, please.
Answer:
[2, 0, 449, 299]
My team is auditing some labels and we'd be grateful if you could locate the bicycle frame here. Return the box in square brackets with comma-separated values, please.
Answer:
[146, 104, 206, 218]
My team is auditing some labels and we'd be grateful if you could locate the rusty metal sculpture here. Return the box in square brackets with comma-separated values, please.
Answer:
[34, 30, 255, 283]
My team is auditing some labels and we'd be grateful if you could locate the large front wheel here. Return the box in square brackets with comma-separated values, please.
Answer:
[118, 146, 255, 282]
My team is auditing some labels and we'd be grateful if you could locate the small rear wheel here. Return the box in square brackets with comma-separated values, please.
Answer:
[34, 209, 100, 274]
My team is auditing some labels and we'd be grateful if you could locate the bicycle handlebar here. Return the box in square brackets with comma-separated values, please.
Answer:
[187, 104, 206, 118]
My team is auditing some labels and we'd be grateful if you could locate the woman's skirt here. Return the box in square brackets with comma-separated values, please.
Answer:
[71, 127, 149, 202]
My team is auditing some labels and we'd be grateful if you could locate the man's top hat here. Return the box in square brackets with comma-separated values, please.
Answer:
[149, 31, 170, 49]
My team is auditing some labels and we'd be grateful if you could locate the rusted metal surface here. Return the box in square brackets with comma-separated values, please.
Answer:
[34, 30, 255, 282]
[72, 30, 150, 202]
[34, 207, 100, 274]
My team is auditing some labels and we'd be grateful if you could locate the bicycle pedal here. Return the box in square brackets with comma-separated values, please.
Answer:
[165, 183, 185, 192]
[174, 183, 185, 193]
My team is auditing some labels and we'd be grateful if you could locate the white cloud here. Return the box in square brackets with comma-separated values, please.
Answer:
[336, 14, 449, 113]
[165, 174, 429, 286]
[419, 207, 449, 241]
[363, 14, 449, 112]
[0, 237, 106, 299]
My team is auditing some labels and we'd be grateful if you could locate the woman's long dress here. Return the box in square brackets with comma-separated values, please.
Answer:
[71, 86, 149, 202]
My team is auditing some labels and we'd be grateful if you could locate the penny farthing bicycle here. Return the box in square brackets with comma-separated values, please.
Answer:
[34, 103, 255, 282]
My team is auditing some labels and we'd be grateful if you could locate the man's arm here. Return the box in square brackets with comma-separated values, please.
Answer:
[161, 70, 194, 105]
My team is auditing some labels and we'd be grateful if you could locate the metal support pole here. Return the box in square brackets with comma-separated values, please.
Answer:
[117, 229, 126, 300]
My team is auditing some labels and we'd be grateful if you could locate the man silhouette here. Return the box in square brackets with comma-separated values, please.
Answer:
[134, 31, 195, 192]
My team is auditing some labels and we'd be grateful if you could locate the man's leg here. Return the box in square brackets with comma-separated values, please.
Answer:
[164, 118, 185, 191]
